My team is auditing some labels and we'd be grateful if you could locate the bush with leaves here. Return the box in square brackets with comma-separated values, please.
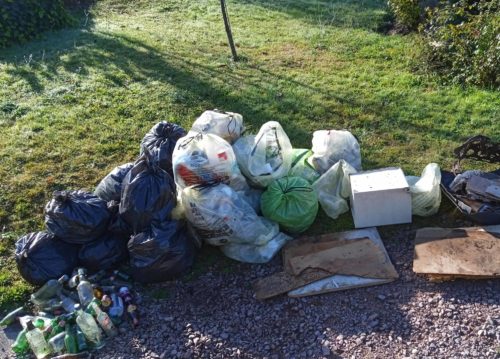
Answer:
[0, 0, 75, 48]
[420, 0, 499, 88]
[388, 0, 422, 32]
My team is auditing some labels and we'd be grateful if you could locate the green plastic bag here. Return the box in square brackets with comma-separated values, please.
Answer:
[289, 149, 321, 184]
[261, 176, 319, 234]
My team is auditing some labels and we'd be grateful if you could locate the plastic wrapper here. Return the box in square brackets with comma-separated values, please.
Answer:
[94, 163, 134, 202]
[15, 232, 80, 285]
[261, 176, 318, 233]
[128, 220, 197, 283]
[309, 130, 362, 173]
[78, 233, 129, 273]
[140, 121, 187, 176]
[406, 163, 442, 217]
[191, 110, 244, 144]
[119, 152, 176, 233]
[181, 184, 279, 246]
[233, 121, 293, 188]
[221, 232, 291, 264]
[172, 133, 247, 191]
[312, 159, 357, 219]
[288, 149, 321, 184]
[45, 190, 111, 244]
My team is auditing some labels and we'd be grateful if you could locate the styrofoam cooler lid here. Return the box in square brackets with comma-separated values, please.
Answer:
[350, 167, 409, 193]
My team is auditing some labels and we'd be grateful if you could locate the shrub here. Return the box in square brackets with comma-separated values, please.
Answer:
[0, 0, 75, 48]
[388, 0, 422, 32]
[420, 0, 500, 88]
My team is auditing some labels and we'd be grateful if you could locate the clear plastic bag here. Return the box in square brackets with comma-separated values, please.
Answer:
[309, 130, 362, 173]
[233, 121, 293, 188]
[221, 232, 291, 264]
[191, 110, 244, 144]
[181, 184, 279, 246]
[312, 159, 357, 219]
[406, 163, 441, 217]
[172, 133, 247, 191]
[288, 149, 321, 184]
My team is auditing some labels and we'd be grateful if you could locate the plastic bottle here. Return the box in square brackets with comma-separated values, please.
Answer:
[75, 325, 89, 352]
[64, 324, 78, 354]
[31, 275, 68, 306]
[48, 317, 67, 338]
[74, 304, 104, 349]
[49, 332, 66, 354]
[58, 292, 77, 313]
[101, 295, 112, 309]
[109, 293, 124, 318]
[25, 320, 52, 359]
[11, 328, 29, 354]
[91, 302, 118, 337]
[77, 269, 94, 307]
[0, 306, 25, 326]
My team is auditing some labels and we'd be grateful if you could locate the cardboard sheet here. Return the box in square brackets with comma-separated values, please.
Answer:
[413, 226, 500, 280]
[253, 228, 398, 300]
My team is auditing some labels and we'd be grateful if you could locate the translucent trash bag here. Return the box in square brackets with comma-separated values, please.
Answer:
[172, 132, 247, 191]
[191, 110, 244, 144]
[309, 130, 362, 173]
[233, 121, 293, 188]
[221, 232, 291, 264]
[406, 163, 441, 217]
[181, 183, 279, 246]
[312, 159, 357, 219]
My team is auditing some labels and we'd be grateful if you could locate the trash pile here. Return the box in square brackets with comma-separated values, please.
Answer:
[6, 107, 498, 354]
[1, 267, 138, 359]
[441, 135, 500, 225]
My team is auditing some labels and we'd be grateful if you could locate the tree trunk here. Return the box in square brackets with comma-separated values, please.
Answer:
[220, 0, 238, 61]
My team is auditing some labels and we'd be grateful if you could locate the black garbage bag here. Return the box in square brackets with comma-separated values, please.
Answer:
[45, 190, 111, 244]
[94, 163, 134, 202]
[119, 152, 176, 233]
[140, 121, 186, 176]
[107, 200, 133, 237]
[15, 232, 80, 285]
[78, 233, 129, 273]
[128, 220, 196, 283]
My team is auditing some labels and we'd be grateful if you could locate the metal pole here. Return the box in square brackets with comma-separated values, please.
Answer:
[220, 0, 238, 61]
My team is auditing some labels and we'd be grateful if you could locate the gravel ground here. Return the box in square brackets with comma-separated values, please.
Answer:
[96, 220, 499, 359]
[3, 218, 498, 358]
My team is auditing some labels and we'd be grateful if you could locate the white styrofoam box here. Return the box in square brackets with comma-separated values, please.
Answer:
[350, 167, 411, 228]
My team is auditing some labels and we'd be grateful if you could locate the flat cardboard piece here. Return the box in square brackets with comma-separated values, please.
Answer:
[253, 228, 398, 300]
[288, 238, 391, 278]
[413, 226, 500, 280]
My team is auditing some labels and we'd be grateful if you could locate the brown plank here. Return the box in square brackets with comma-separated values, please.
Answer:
[413, 226, 500, 277]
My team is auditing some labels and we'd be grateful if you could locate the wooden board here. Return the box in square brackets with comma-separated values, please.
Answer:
[413, 226, 500, 279]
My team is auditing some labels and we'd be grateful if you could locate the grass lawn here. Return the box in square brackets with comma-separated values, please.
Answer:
[0, 0, 498, 311]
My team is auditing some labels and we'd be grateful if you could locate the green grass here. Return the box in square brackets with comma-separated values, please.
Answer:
[0, 0, 498, 311]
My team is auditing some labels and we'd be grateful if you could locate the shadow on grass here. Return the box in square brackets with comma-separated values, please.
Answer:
[231, 0, 388, 31]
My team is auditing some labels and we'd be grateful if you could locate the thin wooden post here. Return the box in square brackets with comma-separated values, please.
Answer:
[220, 0, 238, 61]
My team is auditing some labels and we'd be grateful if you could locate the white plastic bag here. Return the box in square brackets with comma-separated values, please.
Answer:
[191, 110, 244, 144]
[309, 130, 362, 173]
[181, 184, 279, 246]
[221, 232, 291, 264]
[312, 159, 357, 219]
[172, 132, 247, 191]
[406, 163, 441, 217]
[233, 121, 293, 188]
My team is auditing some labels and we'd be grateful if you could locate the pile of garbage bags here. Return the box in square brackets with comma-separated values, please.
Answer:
[15, 108, 443, 287]
[16, 121, 198, 286]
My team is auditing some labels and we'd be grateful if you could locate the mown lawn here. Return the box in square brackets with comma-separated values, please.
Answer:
[0, 0, 498, 311]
